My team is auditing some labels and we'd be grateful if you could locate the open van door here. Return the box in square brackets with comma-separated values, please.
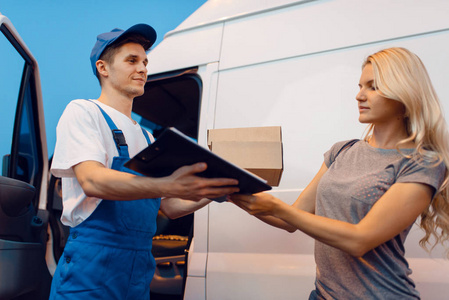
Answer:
[0, 13, 51, 300]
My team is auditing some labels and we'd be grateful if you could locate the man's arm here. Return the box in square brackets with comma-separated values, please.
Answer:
[73, 160, 239, 201]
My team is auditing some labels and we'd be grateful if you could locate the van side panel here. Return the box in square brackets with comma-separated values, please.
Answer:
[205, 1, 449, 299]
[219, 0, 449, 70]
[208, 34, 449, 299]
[146, 1, 449, 299]
[148, 24, 223, 75]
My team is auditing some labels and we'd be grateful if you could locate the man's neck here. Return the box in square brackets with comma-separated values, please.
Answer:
[97, 89, 134, 119]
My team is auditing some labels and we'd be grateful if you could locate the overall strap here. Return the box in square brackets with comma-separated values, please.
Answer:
[88, 100, 130, 157]
[141, 128, 152, 145]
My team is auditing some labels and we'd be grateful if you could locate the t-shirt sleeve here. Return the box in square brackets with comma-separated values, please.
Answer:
[396, 159, 446, 198]
[51, 100, 108, 178]
[323, 140, 354, 168]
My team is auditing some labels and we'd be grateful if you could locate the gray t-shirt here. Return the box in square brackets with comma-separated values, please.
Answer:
[312, 140, 445, 300]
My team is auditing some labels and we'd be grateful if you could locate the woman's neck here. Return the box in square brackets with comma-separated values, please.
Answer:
[369, 123, 414, 149]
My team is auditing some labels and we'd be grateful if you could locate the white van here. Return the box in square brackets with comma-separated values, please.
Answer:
[137, 0, 449, 299]
[2, 1, 449, 299]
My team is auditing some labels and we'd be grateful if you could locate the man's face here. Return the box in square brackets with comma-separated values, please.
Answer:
[105, 42, 148, 98]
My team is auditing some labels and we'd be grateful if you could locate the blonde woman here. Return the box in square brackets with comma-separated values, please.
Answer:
[230, 47, 449, 299]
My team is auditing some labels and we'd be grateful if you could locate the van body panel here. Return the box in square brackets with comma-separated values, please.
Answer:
[206, 252, 316, 299]
[173, 0, 312, 33]
[185, 63, 219, 280]
[147, 24, 223, 75]
[211, 30, 449, 299]
[208, 190, 312, 254]
[184, 275, 206, 300]
[145, 1, 449, 299]
[219, 0, 449, 70]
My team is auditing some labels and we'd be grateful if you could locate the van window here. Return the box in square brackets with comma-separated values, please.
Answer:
[133, 67, 201, 139]
[0, 24, 43, 202]
[0, 25, 23, 175]
[13, 75, 41, 186]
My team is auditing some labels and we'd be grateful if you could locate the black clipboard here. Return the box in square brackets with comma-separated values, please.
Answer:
[124, 127, 272, 202]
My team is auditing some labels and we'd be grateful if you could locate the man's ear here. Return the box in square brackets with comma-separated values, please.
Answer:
[96, 60, 108, 78]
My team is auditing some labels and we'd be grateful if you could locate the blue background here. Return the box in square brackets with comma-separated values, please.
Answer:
[0, 0, 206, 160]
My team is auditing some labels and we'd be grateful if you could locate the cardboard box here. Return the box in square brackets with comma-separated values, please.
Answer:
[207, 126, 283, 186]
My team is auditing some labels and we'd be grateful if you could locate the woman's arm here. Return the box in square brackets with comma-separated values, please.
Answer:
[160, 197, 211, 219]
[232, 179, 433, 257]
[231, 162, 328, 232]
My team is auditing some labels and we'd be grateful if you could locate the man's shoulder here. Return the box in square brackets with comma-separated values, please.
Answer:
[58, 99, 101, 125]
[62, 99, 100, 115]
[66, 99, 96, 108]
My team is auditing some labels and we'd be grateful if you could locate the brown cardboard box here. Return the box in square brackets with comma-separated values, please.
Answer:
[207, 126, 283, 186]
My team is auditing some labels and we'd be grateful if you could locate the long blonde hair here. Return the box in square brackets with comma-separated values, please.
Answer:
[363, 47, 449, 255]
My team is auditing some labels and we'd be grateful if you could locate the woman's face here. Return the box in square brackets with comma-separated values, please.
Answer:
[356, 63, 405, 125]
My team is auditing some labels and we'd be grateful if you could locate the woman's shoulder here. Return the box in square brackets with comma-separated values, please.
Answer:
[325, 139, 361, 166]
[329, 139, 360, 154]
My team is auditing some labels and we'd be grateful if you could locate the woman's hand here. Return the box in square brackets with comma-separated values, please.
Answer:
[229, 192, 281, 216]
[229, 193, 298, 232]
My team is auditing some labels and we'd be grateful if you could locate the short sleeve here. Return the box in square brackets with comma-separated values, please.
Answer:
[51, 100, 108, 178]
[324, 140, 359, 168]
[396, 159, 446, 198]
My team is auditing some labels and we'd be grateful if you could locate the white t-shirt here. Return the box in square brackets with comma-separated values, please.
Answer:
[51, 99, 154, 227]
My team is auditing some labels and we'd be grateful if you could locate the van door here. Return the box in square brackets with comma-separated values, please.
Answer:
[0, 14, 51, 300]
[132, 67, 203, 298]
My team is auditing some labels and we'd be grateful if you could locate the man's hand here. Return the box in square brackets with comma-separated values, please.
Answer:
[160, 163, 239, 201]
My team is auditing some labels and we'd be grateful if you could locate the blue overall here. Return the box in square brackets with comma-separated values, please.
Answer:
[49, 102, 161, 299]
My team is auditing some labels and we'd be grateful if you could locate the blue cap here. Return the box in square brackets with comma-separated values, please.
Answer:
[90, 24, 157, 76]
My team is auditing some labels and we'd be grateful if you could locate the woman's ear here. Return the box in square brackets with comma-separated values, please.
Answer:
[96, 60, 108, 78]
